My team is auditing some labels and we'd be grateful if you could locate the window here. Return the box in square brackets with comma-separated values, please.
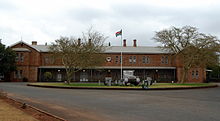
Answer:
[192, 70, 195, 78]
[143, 56, 150, 64]
[50, 57, 55, 64]
[129, 56, 136, 64]
[45, 57, 49, 64]
[196, 70, 199, 79]
[115, 56, 118, 63]
[15, 70, 23, 79]
[20, 53, 24, 62]
[133, 56, 136, 63]
[147, 57, 150, 63]
[161, 56, 168, 64]
[192, 70, 199, 79]
[15, 53, 19, 62]
[15, 53, 24, 62]
[143, 56, 146, 64]
[45, 56, 55, 64]
[129, 56, 132, 63]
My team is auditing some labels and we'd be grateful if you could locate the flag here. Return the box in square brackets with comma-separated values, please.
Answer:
[115, 30, 122, 37]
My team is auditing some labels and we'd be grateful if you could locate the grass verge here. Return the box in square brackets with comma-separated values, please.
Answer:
[28, 82, 217, 89]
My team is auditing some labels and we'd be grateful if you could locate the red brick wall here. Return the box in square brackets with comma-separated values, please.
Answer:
[174, 56, 206, 83]
[187, 68, 206, 83]
[40, 53, 174, 67]
[176, 68, 206, 83]
[11, 43, 40, 82]
[41, 52, 62, 66]
[104, 53, 173, 67]
[10, 42, 206, 83]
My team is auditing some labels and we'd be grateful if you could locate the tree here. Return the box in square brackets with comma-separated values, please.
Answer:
[49, 28, 106, 84]
[153, 26, 220, 83]
[44, 72, 53, 81]
[0, 43, 16, 81]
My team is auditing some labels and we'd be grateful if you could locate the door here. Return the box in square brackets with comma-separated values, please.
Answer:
[57, 74, 62, 81]
[80, 71, 88, 81]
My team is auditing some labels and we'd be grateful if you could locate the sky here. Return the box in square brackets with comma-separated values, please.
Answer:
[0, 0, 220, 46]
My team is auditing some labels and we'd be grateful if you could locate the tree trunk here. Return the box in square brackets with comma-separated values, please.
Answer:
[66, 72, 70, 84]
[179, 68, 189, 83]
[62, 59, 73, 84]
[65, 68, 72, 84]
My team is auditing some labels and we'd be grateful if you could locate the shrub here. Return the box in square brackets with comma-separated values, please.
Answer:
[129, 79, 140, 86]
[44, 72, 52, 81]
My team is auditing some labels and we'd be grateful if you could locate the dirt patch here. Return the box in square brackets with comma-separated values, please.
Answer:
[1, 91, 115, 121]
[0, 99, 39, 121]
[0, 91, 66, 121]
[15, 96, 115, 121]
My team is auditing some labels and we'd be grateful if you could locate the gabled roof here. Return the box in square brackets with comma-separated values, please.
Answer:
[105, 46, 169, 54]
[10, 40, 29, 48]
[30, 45, 50, 52]
[29, 45, 170, 54]
[10, 41, 41, 52]
[12, 48, 31, 52]
[10, 41, 170, 54]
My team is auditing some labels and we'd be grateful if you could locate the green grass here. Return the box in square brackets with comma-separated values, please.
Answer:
[37, 83, 105, 86]
[149, 83, 214, 88]
[30, 82, 140, 88]
[29, 82, 215, 89]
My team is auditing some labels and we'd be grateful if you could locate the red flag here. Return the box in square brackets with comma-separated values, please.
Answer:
[115, 30, 122, 37]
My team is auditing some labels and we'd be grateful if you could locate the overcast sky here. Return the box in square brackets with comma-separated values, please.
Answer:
[1, 0, 220, 46]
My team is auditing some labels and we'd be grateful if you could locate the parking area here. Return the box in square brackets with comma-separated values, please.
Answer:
[0, 82, 220, 121]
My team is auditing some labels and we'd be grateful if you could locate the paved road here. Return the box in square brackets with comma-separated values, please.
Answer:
[0, 82, 220, 121]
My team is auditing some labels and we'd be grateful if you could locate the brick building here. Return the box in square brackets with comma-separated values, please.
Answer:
[10, 39, 206, 83]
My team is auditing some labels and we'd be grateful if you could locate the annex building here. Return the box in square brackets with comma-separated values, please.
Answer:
[10, 39, 206, 83]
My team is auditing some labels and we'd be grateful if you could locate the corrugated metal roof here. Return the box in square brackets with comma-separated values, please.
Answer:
[105, 46, 169, 54]
[30, 45, 170, 54]
[30, 45, 50, 52]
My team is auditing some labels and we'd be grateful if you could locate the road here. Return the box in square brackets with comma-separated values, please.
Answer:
[0, 82, 220, 121]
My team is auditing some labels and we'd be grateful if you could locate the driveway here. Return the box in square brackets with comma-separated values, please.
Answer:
[0, 82, 220, 121]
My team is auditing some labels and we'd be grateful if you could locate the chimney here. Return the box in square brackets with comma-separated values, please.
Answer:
[123, 39, 126, 47]
[78, 38, 81, 46]
[32, 41, 37, 45]
[133, 39, 137, 47]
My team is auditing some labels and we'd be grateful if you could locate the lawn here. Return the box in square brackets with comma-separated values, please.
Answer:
[149, 83, 215, 88]
[29, 82, 140, 88]
[28, 82, 216, 89]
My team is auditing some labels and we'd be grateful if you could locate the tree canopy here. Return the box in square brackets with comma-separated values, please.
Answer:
[49, 28, 106, 84]
[0, 43, 16, 80]
[154, 26, 220, 83]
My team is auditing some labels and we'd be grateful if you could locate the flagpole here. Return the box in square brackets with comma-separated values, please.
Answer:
[120, 30, 123, 81]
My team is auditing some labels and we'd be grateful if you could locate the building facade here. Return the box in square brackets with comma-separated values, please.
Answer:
[10, 40, 206, 83]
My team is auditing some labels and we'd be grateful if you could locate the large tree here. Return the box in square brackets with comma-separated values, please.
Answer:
[0, 43, 16, 81]
[153, 26, 220, 83]
[49, 29, 106, 84]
